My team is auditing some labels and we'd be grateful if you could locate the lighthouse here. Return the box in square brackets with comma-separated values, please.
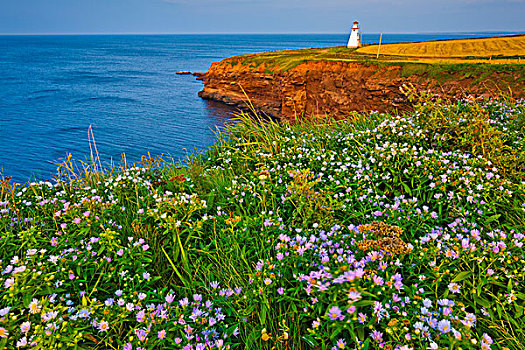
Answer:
[347, 21, 360, 48]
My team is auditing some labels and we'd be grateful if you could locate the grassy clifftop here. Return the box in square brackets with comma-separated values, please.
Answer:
[224, 34, 525, 73]
[201, 36, 525, 121]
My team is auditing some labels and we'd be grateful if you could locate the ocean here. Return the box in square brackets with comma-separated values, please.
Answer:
[0, 32, 521, 182]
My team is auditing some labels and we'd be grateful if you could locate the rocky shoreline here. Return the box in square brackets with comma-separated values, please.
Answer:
[195, 58, 525, 122]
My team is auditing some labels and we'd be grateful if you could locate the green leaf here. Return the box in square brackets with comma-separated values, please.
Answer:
[260, 303, 268, 324]
[97, 245, 105, 257]
[353, 300, 376, 307]
[484, 214, 501, 223]
[452, 271, 472, 283]
[301, 335, 319, 347]
[160, 246, 188, 287]
[0, 335, 8, 349]
[473, 295, 491, 308]
[401, 182, 412, 196]
[357, 326, 365, 341]
[515, 305, 524, 318]
[245, 328, 260, 349]
[330, 324, 344, 340]
[23, 293, 31, 308]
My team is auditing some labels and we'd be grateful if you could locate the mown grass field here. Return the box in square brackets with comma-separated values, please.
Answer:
[0, 89, 524, 349]
[356, 34, 525, 58]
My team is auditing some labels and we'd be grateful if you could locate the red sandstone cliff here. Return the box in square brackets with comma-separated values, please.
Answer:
[198, 59, 525, 122]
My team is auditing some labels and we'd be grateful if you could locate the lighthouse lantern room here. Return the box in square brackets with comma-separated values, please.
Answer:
[347, 21, 360, 48]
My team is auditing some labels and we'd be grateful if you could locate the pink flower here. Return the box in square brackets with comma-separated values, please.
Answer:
[165, 293, 175, 303]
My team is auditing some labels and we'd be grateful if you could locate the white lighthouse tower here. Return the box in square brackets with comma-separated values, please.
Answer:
[347, 21, 360, 48]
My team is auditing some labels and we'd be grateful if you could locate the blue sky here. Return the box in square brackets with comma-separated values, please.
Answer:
[1, 0, 524, 34]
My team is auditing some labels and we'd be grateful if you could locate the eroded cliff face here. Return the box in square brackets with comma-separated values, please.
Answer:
[198, 59, 525, 122]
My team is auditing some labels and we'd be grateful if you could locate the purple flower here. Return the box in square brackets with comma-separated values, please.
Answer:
[327, 306, 344, 321]
[135, 328, 147, 341]
[277, 288, 284, 295]
[136, 310, 146, 323]
[370, 330, 383, 342]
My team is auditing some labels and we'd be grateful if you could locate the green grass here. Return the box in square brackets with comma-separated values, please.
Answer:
[0, 92, 524, 349]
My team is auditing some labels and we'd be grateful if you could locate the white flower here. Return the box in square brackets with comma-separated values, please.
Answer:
[16, 336, 27, 348]
[126, 303, 134, 311]
[28, 298, 41, 314]
[4, 278, 14, 289]
[12, 266, 26, 274]
[98, 320, 109, 332]
[26, 249, 37, 256]
[20, 321, 31, 333]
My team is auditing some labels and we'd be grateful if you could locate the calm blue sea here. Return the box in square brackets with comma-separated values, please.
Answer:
[0, 32, 522, 182]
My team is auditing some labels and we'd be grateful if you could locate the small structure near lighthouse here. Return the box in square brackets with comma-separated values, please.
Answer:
[347, 21, 360, 48]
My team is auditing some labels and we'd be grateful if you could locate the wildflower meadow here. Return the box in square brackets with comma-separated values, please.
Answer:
[0, 89, 524, 349]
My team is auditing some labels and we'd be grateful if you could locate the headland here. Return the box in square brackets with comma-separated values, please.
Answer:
[198, 34, 525, 122]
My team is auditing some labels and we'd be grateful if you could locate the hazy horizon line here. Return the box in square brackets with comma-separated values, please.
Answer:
[1, 30, 524, 36]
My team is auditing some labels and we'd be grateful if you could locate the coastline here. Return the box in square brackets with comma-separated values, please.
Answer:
[196, 36, 525, 121]
[198, 58, 525, 122]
